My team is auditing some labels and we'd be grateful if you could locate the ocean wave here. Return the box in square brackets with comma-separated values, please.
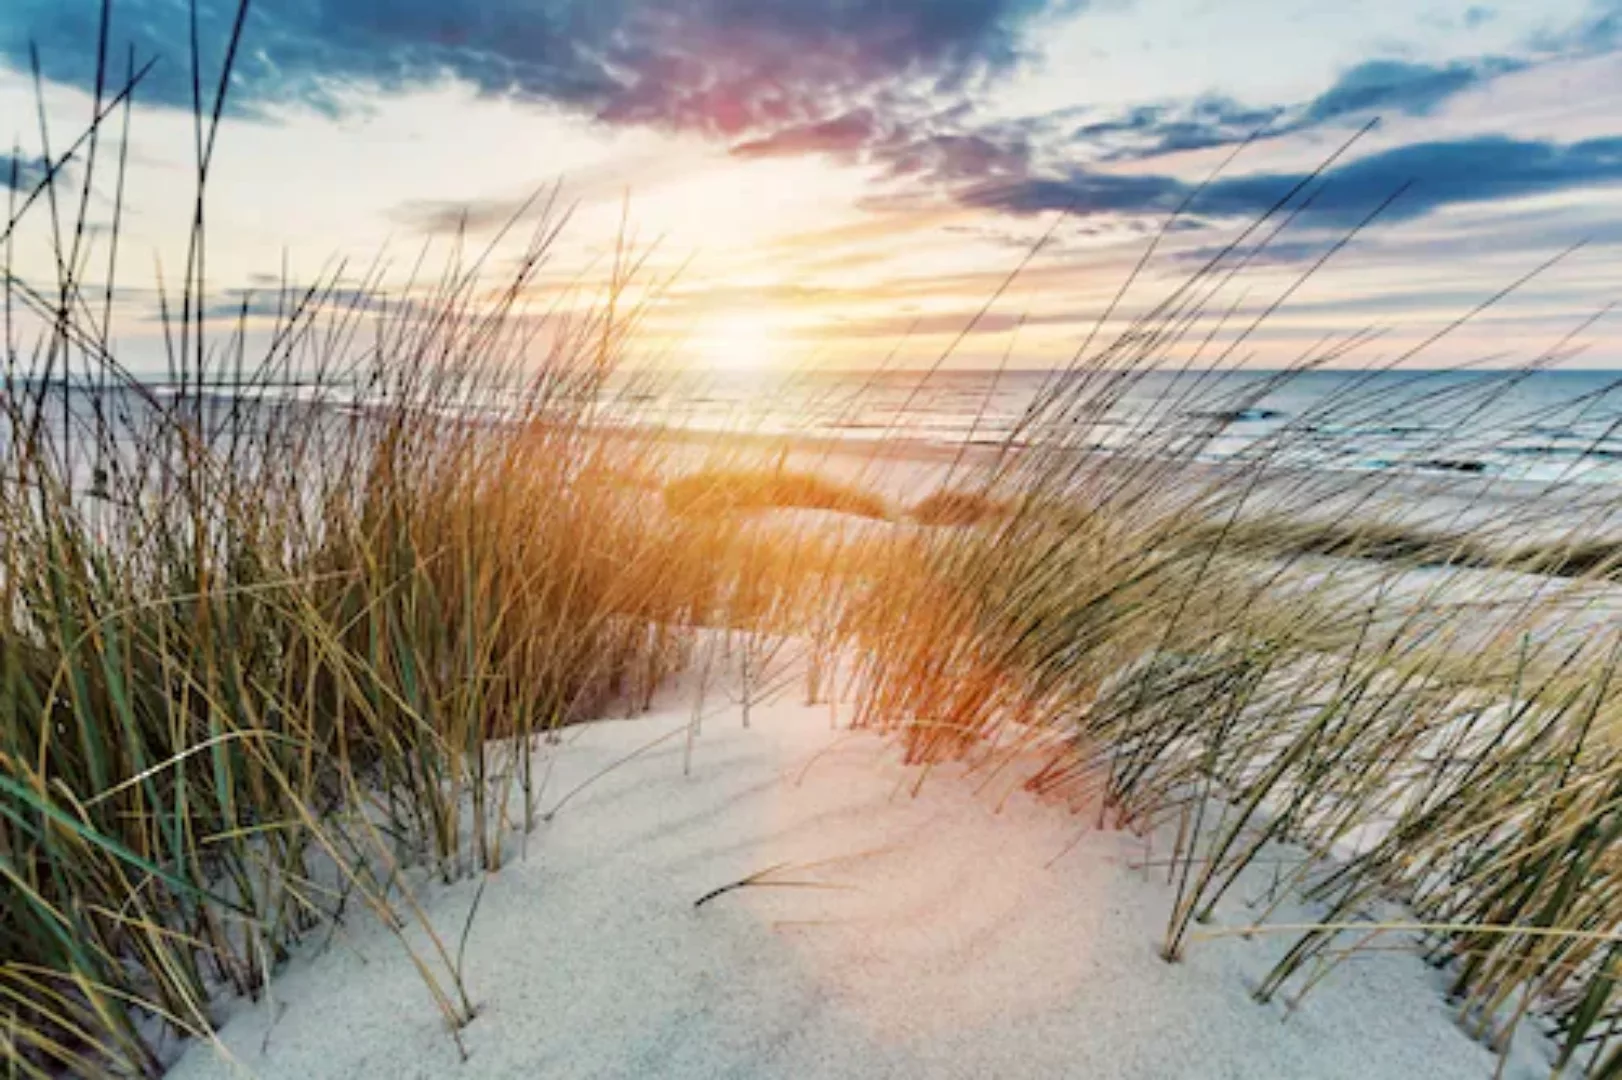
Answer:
[1185, 407, 1288, 424]
[1503, 445, 1622, 462]
[1413, 458, 1490, 475]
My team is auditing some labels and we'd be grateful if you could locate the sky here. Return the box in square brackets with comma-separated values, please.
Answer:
[5, 0, 1622, 374]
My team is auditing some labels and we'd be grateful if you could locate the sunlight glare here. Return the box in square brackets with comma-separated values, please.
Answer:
[696, 312, 785, 373]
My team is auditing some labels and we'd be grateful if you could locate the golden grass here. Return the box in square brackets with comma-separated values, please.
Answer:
[908, 489, 1014, 527]
[664, 466, 891, 521]
[839, 299, 1622, 1075]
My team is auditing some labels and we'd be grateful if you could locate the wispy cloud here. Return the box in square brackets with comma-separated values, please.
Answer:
[910, 54, 1531, 174]
[1064, 97, 1284, 161]
[708, 10, 1622, 231]
[1294, 56, 1526, 128]
[730, 110, 886, 161]
[965, 135, 1622, 225]
[1532, 0, 1622, 54]
[733, 2, 1622, 228]
[387, 195, 541, 236]
[186, 285, 396, 322]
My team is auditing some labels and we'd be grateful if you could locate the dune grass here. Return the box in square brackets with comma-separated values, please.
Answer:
[838, 233, 1622, 1075]
[664, 465, 891, 521]
[908, 489, 1014, 527]
[0, 253, 716, 1074]
[0, 17, 770, 1070]
[1194, 513, 1622, 582]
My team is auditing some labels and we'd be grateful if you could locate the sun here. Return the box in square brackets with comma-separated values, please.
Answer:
[695, 311, 786, 373]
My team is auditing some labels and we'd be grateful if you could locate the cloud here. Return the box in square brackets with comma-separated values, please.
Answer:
[0, 152, 51, 191]
[1168, 238, 1336, 270]
[191, 285, 395, 321]
[716, 3, 1619, 188]
[1532, 0, 1622, 54]
[1217, 136, 1622, 223]
[1293, 57, 1526, 127]
[730, 110, 884, 160]
[966, 135, 1622, 225]
[827, 310, 1033, 338]
[722, 51, 1535, 197]
[15, 0, 1616, 245]
[885, 131, 1034, 183]
[729, 99, 1045, 197]
[4, 0, 1076, 136]
[1052, 56, 1526, 167]
[711, 53, 1537, 223]
[1065, 97, 1284, 161]
[387, 195, 538, 235]
[961, 171, 1185, 217]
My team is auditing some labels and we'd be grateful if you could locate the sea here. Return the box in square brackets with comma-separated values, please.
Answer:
[619, 367, 1622, 488]
[14, 367, 1622, 489]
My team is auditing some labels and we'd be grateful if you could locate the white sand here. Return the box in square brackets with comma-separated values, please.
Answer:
[171, 665, 1550, 1080]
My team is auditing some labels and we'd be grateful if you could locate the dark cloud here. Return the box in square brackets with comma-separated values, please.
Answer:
[1, 153, 52, 191]
[1170, 238, 1340, 270]
[961, 171, 1185, 217]
[735, 51, 1531, 195]
[13, 0, 1615, 242]
[5, 0, 1076, 136]
[1294, 56, 1525, 128]
[967, 135, 1622, 225]
[1067, 97, 1283, 161]
[885, 131, 1033, 182]
[1055, 57, 1523, 167]
[1219, 136, 1622, 223]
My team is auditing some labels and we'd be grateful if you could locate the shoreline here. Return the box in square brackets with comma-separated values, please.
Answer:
[611, 421, 1622, 584]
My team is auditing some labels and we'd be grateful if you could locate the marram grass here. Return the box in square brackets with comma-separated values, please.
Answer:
[841, 249, 1622, 1076]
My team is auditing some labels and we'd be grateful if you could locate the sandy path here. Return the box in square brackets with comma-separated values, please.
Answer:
[170, 667, 1548, 1080]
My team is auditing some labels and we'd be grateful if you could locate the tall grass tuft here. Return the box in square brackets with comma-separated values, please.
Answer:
[0, 10, 739, 1071]
[664, 464, 892, 521]
[840, 195, 1622, 1074]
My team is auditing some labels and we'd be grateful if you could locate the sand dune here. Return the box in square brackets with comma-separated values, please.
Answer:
[169, 659, 1549, 1080]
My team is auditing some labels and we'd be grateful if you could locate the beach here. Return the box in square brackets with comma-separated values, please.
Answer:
[168, 649, 1552, 1080]
[10, 2, 1622, 1071]
[10, 379, 1617, 1077]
